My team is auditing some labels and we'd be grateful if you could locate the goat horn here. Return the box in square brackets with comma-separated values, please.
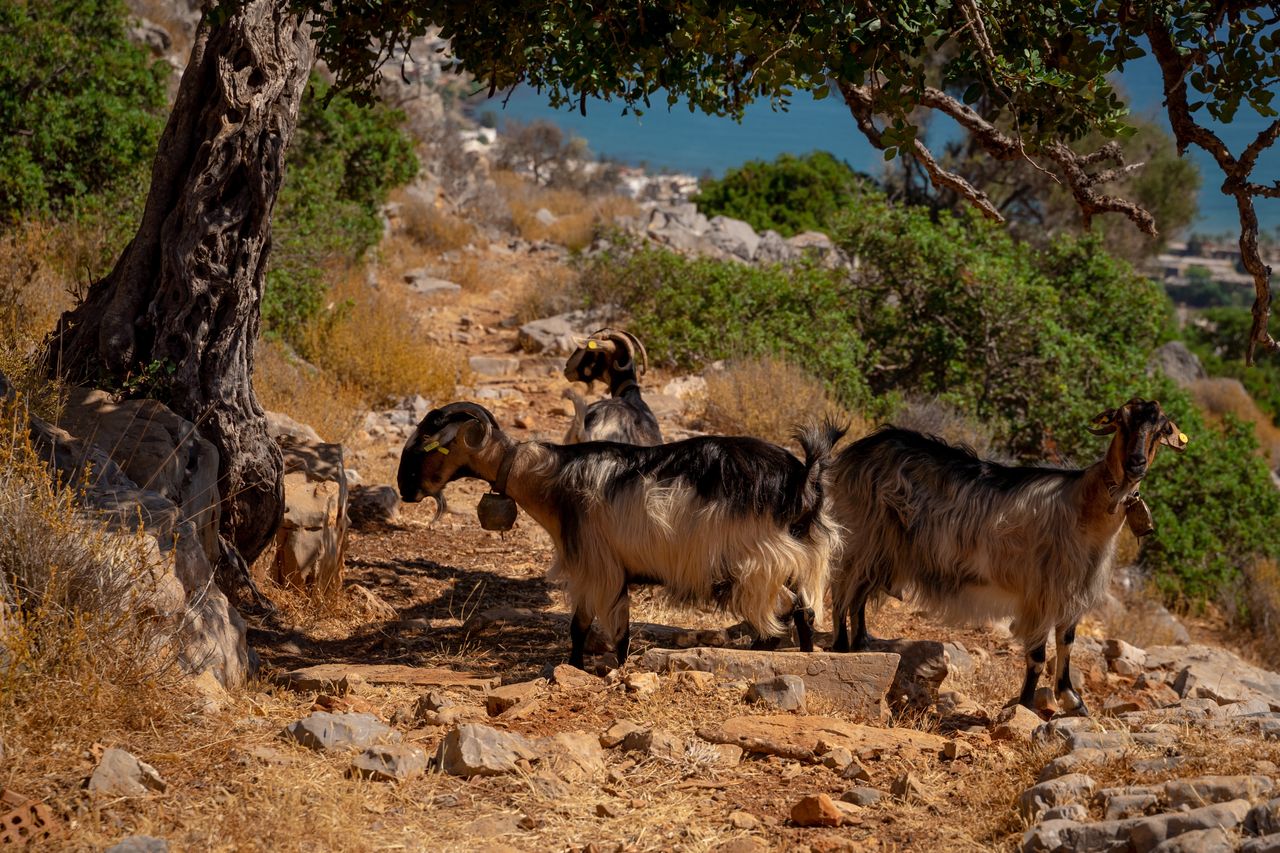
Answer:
[618, 330, 649, 375]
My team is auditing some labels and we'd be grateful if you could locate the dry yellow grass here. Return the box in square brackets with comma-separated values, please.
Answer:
[254, 339, 367, 444]
[397, 189, 478, 253]
[296, 269, 468, 409]
[701, 357, 864, 446]
[1189, 376, 1280, 464]
[493, 170, 639, 251]
[1243, 557, 1280, 669]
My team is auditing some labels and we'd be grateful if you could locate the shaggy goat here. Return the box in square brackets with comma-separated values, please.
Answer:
[829, 398, 1186, 715]
[398, 402, 842, 669]
[562, 328, 663, 446]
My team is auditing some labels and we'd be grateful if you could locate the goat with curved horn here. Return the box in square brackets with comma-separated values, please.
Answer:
[562, 328, 662, 446]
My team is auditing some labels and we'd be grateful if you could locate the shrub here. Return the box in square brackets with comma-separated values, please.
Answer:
[701, 358, 861, 446]
[0, 0, 168, 223]
[493, 171, 638, 251]
[692, 152, 873, 237]
[1184, 306, 1280, 425]
[263, 76, 419, 343]
[253, 340, 366, 444]
[576, 240, 870, 406]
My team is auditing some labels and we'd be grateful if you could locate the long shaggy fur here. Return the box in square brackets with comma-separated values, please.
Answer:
[562, 386, 662, 446]
[536, 424, 842, 639]
[830, 428, 1111, 647]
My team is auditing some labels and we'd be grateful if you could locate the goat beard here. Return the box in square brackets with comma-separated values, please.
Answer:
[1107, 478, 1140, 515]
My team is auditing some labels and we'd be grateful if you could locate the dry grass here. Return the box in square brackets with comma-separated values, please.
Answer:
[254, 339, 367, 444]
[493, 170, 639, 251]
[296, 269, 468, 409]
[701, 357, 864, 446]
[1242, 557, 1280, 669]
[1189, 376, 1280, 464]
[397, 189, 478, 253]
[890, 396, 997, 457]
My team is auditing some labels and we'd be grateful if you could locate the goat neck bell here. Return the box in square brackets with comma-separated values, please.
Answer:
[478, 445, 519, 532]
[1125, 495, 1154, 537]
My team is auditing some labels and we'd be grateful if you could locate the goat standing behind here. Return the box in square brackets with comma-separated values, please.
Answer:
[399, 402, 843, 669]
[562, 328, 663, 446]
[829, 398, 1186, 715]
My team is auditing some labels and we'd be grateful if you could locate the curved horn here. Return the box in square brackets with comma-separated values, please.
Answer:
[617, 330, 648, 375]
[436, 401, 500, 430]
[596, 328, 639, 374]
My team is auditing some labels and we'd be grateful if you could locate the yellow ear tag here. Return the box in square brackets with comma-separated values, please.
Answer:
[587, 340, 599, 349]
[422, 440, 448, 455]
[1179, 433, 1188, 443]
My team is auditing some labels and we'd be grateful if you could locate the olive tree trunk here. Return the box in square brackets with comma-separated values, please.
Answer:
[47, 1, 313, 565]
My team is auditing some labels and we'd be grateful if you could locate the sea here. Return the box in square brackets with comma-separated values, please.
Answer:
[478, 55, 1278, 236]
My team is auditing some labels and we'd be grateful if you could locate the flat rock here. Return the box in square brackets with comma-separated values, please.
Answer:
[1162, 775, 1273, 809]
[87, 748, 166, 796]
[348, 485, 400, 528]
[1246, 797, 1280, 835]
[349, 745, 428, 781]
[437, 724, 539, 777]
[550, 664, 605, 692]
[280, 664, 497, 692]
[841, 787, 883, 806]
[105, 837, 169, 853]
[1148, 827, 1234, 853]
[536, 731, 605, 781]
[1019, 774, 1097, 822]
[992, 705, 1043, 741]
[601, 719, 648, 749]
[1128, 800, 1251, 852]
[282, 712, 399, 752]
[697, 714, 946, 763]
[404, 271, 462, 298]
[468, 355, 520, 377]
[486, 680, 546, 716]
[639, 647, 898, 718]
[1239, 833, 1280, 853]
[1144, 644, 1280, 710]
[866, 637, 950, 709]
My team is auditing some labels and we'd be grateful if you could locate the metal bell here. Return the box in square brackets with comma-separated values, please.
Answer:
[1125, 496, 1154, 538]
[477, 492, 518, 531]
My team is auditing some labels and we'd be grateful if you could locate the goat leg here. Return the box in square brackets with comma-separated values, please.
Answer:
[569, 607, 592, 670]
[1017, 640, 1048, 710]
[792, 601, 817, 653]
[1054, 622, 1090, 717]
[611, 585, 632, 667]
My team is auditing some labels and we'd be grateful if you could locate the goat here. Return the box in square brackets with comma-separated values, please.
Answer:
[398, 401, 843, 669]
[828, 398, 1186, 716]
[562, 328, 663, 446]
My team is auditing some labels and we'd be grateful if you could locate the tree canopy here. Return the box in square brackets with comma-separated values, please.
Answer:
[303, 0, 1279, 360]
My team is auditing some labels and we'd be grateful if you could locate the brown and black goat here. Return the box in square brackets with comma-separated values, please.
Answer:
[828, 398, 1187, 716]
[562, 328, 663, 446]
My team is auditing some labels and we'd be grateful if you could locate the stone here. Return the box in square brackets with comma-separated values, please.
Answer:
[1144, 644, 1280, 710]
[891, 772, 929, 803]
[437, 724, 539, 777]
[1247, 798, 1280, 837]
[1042, 804, 1090, 822]
[714, 839, 769, 853]
[348, 485, 400, 528]
[841, 758, 873, 783]
[274, 436, 348, 594]
[1021, 817, 1142, 853]
[516, 309, 609, 356]
[464, 813, 523, 837]
[1240, 835, 1280, 853]
[943, 740, 973, 760]
[282, 712, 398, 752]
[548, 663, 604, 691]
[1019, 774, 1097, 822]
[1038, 748, 1122, 782]
[281, 664, 498, 692]
[1104, 793, 1159, 821]
[600, 719, 648, 749]
[625, 671, 661, 696]
[639, 647, 899, 718]
[943, 642, 977, 679]
[707, 215, 762, 260]
[537, 731, 606, 781]
[1128, 801, 1251, 852]
[821, 747, 854, 770]
[1105, 639, 1149, 676]
[596, 801, 625, 818]
[1149, 341, 1207, 387]
[486, 680, 547, 716]
[534, 207, 557, 225]
[729, 810, 759, 830]
[697, 714, 947, 764]
[841, 787, 882, 807]
[1163, 775, 1273, 809]
[469, 355, 521, 377]
[105, 837, 169, 853]
[992, 705, 1044, 741]
[790, 793, 843, 827]
[746, 675, 807, 712]
[1148, 828, 1235, 853]
[349, 745, 429, 781]
[404, 270, 462, 297]
[266, 410, 323, 444]
[87, 748, 166, 796]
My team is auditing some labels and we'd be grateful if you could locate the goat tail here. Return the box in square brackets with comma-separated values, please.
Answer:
[794, 418, 847, 521]
[562, 388, 589, 444]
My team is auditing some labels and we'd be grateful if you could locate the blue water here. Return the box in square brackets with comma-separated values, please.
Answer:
[483, 57, 1277, 235]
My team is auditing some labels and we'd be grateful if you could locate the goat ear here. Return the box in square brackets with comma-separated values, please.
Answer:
[460, 418, 489, 451]
[1088, 408, 1119, 435]
[1160, 423, 1189, 452]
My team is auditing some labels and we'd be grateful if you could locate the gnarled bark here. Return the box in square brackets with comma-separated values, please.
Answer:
[46, 2, 314, 564]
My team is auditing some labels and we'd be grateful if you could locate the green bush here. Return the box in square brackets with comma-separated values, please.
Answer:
[1139, 387, 1280, 607]
[263, 77, 419, 342]
[1184, 306, 1280, 424]
[0, 0, 167, 223]
[576, 241, 870, 406]
[692, 152, 872, 237]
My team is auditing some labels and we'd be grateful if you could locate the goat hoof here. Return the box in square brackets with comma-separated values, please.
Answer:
[1056, 691, 1090, 717]
[750, 636, 784, 651]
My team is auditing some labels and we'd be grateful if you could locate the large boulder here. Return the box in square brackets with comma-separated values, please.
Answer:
[6, 376, 248, 688]
[271, 436, 348, 594]
[1148, 341, 1206, 387]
